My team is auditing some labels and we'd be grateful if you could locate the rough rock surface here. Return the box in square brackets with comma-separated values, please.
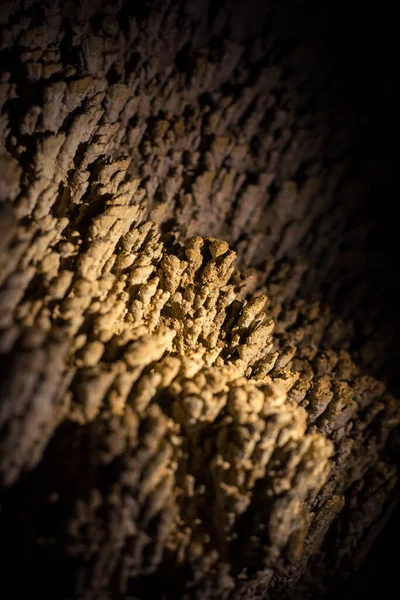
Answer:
[0, 1, 398, 599]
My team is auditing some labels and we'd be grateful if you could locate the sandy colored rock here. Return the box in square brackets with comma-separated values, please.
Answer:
[0, 1, 398, 600]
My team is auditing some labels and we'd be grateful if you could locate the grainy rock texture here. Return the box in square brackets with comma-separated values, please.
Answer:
[0, 1, 398, 599]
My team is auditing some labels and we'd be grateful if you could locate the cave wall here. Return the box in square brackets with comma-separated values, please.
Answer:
[0, 1, 398, 599]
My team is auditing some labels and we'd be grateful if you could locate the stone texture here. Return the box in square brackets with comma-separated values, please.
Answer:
[0, 1, 398, 599]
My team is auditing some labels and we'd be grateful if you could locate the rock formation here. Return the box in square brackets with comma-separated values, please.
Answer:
[0, 1, 398, 599]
